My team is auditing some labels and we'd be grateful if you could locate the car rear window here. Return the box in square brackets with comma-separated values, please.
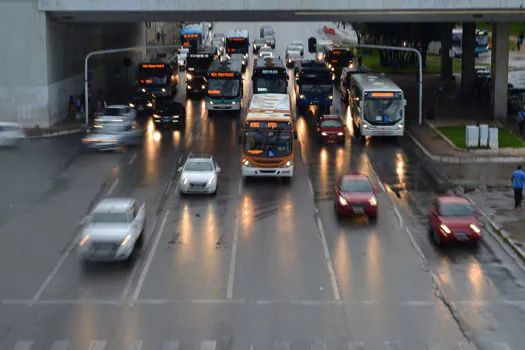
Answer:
[185, 161, 213, 172]
[91, 212, 131, 223]
[321, 120, 342, 128]
[340, 179, 372, 193]
[439, 203, 473, 217]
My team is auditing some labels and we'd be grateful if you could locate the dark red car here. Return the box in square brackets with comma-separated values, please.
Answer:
[334, 174, 377, 220]
[427, 195, 482, 246]
[317, 115, 345, 143]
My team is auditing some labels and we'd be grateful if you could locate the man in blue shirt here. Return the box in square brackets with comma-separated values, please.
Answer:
[511, 165, 525, 208]
[517, 106, 525, 136]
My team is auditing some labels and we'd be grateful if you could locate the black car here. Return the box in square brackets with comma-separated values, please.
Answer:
[153, 101, 186, 128]
[128, 88, 156, 114]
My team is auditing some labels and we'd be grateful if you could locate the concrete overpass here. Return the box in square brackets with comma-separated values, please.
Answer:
[1, 0, 523, 127]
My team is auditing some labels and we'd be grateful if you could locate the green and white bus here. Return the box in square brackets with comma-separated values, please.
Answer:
[205, 59, 243, 113]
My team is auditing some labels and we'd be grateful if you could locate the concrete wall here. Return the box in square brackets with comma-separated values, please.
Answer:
[39, 0, 525, 11]
[0, 0, 144, 127]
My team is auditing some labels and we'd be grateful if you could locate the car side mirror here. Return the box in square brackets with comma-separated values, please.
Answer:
[217, 167, 221, 173]
[177, 166, 183, 172]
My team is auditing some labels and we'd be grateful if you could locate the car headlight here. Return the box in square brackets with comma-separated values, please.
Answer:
[186, 73, 192, 80]
[242, 60, 246, 65]
[182, 177, 188, 185]
[470, 224, 481, 234]
[328, 95, 333, 100]
[147, 102, 153, 107]
[369, 196, 377, 206]
[331, 67, 335, 71]
[120, 235, 132, 246]
[153, 114, 159, 118]
[321, 132, 328, 136]
[288, 59, 291, 63]
[79, 234, 90, 247]
[328, 64, 332, 69]
[440, 224, 451, 235]
[173, 115, 179, 119]
[299, 94, 305, 99]
[337, 132, 344, 136]
[339, 196, 348, 206]
[129, 103, 135, 108]
[201, 85, 206, 89]
[207, 175, 216, 185]
[161, 88, 166, 92]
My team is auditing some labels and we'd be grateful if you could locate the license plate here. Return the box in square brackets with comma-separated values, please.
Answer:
[329, 135, 336, 139]
[352, 207, 364, 214]
[138, 107, 144, 110]
[455, 232, 469, 241]
[194, 89, 199, 92]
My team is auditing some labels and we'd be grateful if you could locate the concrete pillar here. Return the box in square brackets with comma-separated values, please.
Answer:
[491, 23, 510, 120]
[440, 23, 453, 79]
[461, 22, 476, 95]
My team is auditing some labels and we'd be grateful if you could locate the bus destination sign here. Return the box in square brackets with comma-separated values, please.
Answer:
[141, 64, 166, 69]
[183, 33, 200, 39]
[210, 72, 235, 78]
[245, 121, 292, 130]
[261, 69, 278, 74]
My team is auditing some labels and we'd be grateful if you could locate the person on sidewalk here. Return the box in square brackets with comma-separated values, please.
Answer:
[511, 165, 525, 208]
[518, 106, 525, 136]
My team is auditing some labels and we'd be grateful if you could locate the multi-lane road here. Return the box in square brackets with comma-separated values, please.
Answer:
[1, 22, 525, 350]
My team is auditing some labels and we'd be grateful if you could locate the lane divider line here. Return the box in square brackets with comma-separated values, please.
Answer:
[107, 179, 119, 195]
[308, 178, 314, 196]
[226, 210, 241, 300]
[128, 153, 138, 165]
[130, 209, 170, 305]
[315, 211, 341, 301]
[393, 207, 403, 228]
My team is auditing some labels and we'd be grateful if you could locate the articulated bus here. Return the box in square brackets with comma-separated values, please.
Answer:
[240, 94, 297, 178]
[252, 57, 288, 94]
[349, 73, 406, 138]
[136, 62, 178, 99]
[225, 30, 250, 59]
[205, 59, 243, 112]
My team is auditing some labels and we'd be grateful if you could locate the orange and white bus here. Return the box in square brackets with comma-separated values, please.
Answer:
[240, 93, 297, 178]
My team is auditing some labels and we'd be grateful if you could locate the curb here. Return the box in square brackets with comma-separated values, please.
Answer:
[426, 121, 461, 151]
[464, 196, 525, 264]
[26, 128, 85, 139]
[407, 130, 525, 163]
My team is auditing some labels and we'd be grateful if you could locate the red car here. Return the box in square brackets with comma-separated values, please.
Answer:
[317, 115, 345, 143]
[334, 174, 377, 220]
[427, 195, 482, 246]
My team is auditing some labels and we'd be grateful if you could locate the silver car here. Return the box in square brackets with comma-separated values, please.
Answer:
[258, 46, 273, 58]
[78, 198, 146, 261]
[82, 106, 142, 151]
[0, 122, 24, 147]
[177, 48, 189, 69]
[178, 154, 221, 195]
[290, 41, 304, 55]
[264, 35, 276, 49]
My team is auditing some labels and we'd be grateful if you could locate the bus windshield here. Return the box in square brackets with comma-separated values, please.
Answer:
[327, 50, 353, 66]
[243, 130, 293, 158]
[299, 74, 332, 94]
[187, 56, 214, 71]
[254, 78, 287, 94]
[208, 79, 240, 98]
[226, 38, 249, 54]
[137, 68, 168, 85]
[363, 97, 403, 124]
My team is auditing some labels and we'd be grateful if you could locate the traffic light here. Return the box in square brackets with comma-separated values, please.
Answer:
[308, 37, 317, 53]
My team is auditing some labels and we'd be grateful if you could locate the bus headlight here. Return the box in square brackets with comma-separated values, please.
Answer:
[331, 67, 335, 71]
[161, 88, 166, 92]
[397, 123, 404, 129]
[232, 101, 236, 105]
[283, 160, 293, 168]
[328, 64, 332, 69]
[129, 103, 135, 108]
[147, 102, 153, 107]
[186, 73, 192, 80]
[328, 95, 333, 100]
[201, 85, 206, 89]
[242, 159, 253, 167]
[299, 94, 305, 99]
[153, 114, 159, 118]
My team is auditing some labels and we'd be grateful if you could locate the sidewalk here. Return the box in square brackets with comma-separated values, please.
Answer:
[25, 119, 86, 138]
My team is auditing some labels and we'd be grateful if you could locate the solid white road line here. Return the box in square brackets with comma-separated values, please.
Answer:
[128, 153, 138, 165]
[131, 210, 170, 304]
[226, 212, 240, 299]
[88, 340, 106, 350]
[31, 237, 80, 304]
[107, 178, 119, 195]
[13, 341, 33, 350]
[308, 178, 314, 196]
[178, 154, 183, 164]
[50, 340, 69, 350]
[393, 207, 403, 227]
[315, 213, 341, 300]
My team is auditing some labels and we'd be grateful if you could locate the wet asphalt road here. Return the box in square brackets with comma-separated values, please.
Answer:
[1, 22, 525, 350]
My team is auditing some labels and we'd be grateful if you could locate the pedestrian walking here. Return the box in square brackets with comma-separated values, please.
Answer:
[518, 35, 523, 51]
[511, 165, 525, 208]
[518, 106, 525, 136]
[161, 31, 166, 45]
[156, 31, 161, 43]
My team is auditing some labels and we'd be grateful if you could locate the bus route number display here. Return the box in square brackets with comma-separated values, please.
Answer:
[229, 37, 246, 41]
[246, 121, 291, 130]
[183, 33, 200, 39]
[211, 72, 234, 78]
[141, 64, 166, 69]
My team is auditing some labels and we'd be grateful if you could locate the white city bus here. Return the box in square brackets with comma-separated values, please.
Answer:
[349, 73, 406, 138]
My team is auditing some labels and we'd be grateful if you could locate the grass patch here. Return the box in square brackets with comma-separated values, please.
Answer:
[438, 125, 525, 149]
[477, 22, 525, 39]
[360, 51, 488, 74]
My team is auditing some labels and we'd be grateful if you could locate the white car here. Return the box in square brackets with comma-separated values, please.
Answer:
[177, 48, 189, 69]
[0, 122, 24, 147]
[259, 46, 273, 58]
[78, 198, 146, 261]
[290, 41, 304, 55]
[178, 154, 221, 195]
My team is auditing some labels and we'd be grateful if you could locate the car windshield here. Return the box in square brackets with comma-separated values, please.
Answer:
[244, 131, 293, 158]
[340, 179, 373, 193]
[104, 108, 128, 116]
[255, 39, 266, 45]
[185, 161, 214, 172]
[288, 52, 301, 58]
[260, 47, 272, 53]
[364, 98, 403, 124]
[321, 119, 342, 128]
[208, 79, 240, 98]
[291, 41, 302, 46]
[156, 104, 182, 114]
[91, 212, 130, 224]
[288, 46, 301, 52]
[439, 202, 474, 217]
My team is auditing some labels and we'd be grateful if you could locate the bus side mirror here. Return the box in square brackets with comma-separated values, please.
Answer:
[293, 131, 298, 140]
[403, 99, 407, 106]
